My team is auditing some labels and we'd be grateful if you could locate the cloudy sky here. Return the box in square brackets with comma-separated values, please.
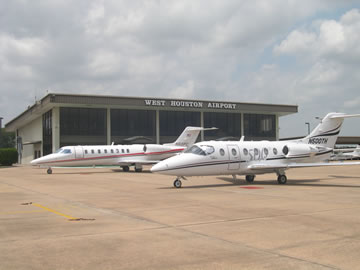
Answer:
[1, 0, 360, 137]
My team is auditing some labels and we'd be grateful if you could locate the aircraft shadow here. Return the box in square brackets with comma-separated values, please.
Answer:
[42, 169, 152, 175]
[159, 176, 360, 189]
[328, 175, 360, 179]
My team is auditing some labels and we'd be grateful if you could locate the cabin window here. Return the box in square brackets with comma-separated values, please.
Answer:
[264, 148, 269, 156]
[273, 148, 278, 155]
[85, 150, 88, 154]
[91, 149, 94, 154]
[254, 148, 259, 156]
[98, 149, 101, 154]
[127, 149, 130, 153]
[116, 149, 119, 154]
[243, 148, 248, 155]
[220, 148, 225, 156]
[231, 148, 237, 156]
[121, 149, 124, 153]
[111, 149, 114, 154]
[104, 149, 107, 154]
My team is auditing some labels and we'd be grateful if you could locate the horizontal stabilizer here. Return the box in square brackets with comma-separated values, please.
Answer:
[330, 113, 360, 119]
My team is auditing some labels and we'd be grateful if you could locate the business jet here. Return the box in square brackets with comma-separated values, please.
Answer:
[332, 145, 360, 160]
[151, 112, 360, 188]
[31, 126, 216, 174]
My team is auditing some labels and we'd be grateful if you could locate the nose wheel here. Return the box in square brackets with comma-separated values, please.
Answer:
[245, 175, 255, 183]
[173, 179, 182, 188]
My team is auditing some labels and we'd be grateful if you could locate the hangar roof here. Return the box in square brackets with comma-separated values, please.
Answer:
[5, 93, 298, 131]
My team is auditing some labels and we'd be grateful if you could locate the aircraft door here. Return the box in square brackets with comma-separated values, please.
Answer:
[227, 145, 241, 170]
[74, 146, 84, 159]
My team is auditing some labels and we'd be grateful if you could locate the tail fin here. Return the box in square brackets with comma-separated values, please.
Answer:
[166, 126, 217, 148]
[299, 113, 360, 148]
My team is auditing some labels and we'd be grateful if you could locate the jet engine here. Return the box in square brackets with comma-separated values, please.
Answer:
[143, 144, 176, 154]
[282, 143, 318, 158]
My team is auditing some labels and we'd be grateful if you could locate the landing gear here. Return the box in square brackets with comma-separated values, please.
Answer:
[245, 175, 255, 183]
[122, 166, 130, 172]
[134, 164, 143, 172]
[277, 174, 287, 184]
[47, 168, 52, 174]
[173, 178, 182, 188]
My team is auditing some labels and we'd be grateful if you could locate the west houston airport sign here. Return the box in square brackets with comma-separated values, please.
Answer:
[144, 99, 237, 110]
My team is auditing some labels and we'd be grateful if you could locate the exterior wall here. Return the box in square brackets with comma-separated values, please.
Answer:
[18, 117, 42, 164]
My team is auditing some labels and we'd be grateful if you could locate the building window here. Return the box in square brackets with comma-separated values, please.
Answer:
[244, 114, 276, 140]
[42, 110, 52, 155]
[159, 110, 200, 143]
[111, 109, 156, 144]
[60, 107, 107, 146]
[204, 112, 241, 140]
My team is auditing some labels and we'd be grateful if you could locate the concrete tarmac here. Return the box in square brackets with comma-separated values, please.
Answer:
[1, 165, 360, 270]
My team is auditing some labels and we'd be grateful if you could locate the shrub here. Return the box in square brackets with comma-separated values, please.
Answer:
[0, 148, 18, 166]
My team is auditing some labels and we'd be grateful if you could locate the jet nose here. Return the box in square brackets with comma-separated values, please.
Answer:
[30, 159, 38, 165]
[151, 161, 168, 173]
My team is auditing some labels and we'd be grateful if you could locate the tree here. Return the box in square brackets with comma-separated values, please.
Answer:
[0, 129, 15, 148]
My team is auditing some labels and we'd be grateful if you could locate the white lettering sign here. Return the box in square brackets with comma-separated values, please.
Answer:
[144, 99, 236, 110]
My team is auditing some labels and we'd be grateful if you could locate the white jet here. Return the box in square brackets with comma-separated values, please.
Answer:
[151, 112, 360, 188]
[332, 145, 360, 160]
[31, 127, 216, 174]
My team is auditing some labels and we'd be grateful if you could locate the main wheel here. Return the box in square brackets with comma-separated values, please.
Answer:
[173, 179, 182, 188]
[277, 175, 287, 184]
[245, 175, 255, 183]
[122, 166, 130, 172]
[47, 168, 52, 174]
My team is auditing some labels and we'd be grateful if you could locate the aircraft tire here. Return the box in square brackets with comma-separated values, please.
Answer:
[122, 166, 130, 172]
[245, 175, 255, 183]
[277, 175, 287, 184]
[174, 179, 182, 188]
[47, 168, 52, 174]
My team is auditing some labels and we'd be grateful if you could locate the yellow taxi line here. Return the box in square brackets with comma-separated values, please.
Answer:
[32, 203, 77, 220]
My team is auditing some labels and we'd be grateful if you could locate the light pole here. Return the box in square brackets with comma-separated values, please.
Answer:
[305, 122, 310, 135]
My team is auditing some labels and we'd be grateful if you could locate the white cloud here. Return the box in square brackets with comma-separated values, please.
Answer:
[1, 1, 360, 137]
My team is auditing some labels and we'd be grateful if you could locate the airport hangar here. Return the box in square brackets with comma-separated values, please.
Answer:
[5, 93, 298, 164]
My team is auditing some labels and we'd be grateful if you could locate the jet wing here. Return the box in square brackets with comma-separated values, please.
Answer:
[248, 161, 360, 170]
[118, 160, 161, 165]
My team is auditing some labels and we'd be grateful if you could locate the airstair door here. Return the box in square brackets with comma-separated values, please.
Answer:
[74, 146, 84, 159]
[227, 145, 241, 170]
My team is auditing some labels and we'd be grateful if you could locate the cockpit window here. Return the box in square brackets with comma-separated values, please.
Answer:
[55, 148, 72, 154]
[185, 145, 215, 156]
